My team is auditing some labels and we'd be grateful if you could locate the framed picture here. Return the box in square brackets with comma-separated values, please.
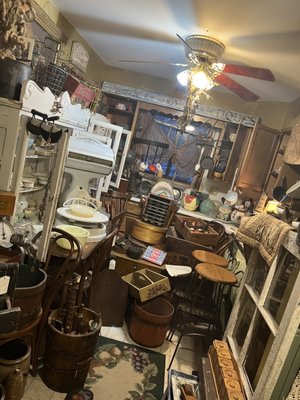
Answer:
[70, 41, 89, 72]
[13, 37, 35, 61]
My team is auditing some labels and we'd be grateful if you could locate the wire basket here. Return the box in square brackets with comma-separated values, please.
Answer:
[34, 61, 68, 96]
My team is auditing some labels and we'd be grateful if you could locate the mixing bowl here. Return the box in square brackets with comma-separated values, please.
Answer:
[56, 225, 90, 250]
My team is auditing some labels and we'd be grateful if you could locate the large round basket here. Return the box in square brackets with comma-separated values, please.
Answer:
[131, 220, 167, 244]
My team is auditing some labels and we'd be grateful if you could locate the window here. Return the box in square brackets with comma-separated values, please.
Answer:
[132, 106, 222, 184]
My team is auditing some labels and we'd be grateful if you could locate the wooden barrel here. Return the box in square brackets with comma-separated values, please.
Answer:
[41, 307, 101, 393]
[129, 297, 174, 347]
[12, 264, 47, 329]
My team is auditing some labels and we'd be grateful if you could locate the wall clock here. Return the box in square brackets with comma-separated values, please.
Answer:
[70, 41, 89, 72]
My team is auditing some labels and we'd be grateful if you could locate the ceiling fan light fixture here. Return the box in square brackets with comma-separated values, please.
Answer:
[177, 69, 189, 86]
[192, 70, 215, 91]
[185, 35, 225, 63]
[177, 68, 216, 91]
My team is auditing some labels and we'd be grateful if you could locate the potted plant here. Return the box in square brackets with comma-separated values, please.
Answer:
[0, 0, 35, 99]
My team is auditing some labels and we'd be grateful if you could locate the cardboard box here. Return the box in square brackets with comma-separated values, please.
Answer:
[122, 268, 171, 302]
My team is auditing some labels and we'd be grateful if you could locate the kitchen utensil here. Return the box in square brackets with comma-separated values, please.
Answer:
[224, 168, 239, 205]
[194, 147, 205, 172]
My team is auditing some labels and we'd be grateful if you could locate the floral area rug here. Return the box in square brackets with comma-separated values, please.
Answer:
[85, 336, 166, 400]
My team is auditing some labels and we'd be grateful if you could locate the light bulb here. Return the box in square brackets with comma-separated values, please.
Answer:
[192, 71, 215, 91]
[185, 124, 195, 132]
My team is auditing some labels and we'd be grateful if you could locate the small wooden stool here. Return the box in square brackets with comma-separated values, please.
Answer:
[192, 249, 229, 268]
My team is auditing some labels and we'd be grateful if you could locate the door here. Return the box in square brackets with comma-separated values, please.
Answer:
[237, 124, 280, 194]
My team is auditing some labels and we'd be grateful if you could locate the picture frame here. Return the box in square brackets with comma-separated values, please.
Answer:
[70, 41, 89, 72]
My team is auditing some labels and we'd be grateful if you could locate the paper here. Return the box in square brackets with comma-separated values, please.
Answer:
[165, 264, 192, 277]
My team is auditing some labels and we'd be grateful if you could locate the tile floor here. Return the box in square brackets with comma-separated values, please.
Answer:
[23, 323, 205, 400]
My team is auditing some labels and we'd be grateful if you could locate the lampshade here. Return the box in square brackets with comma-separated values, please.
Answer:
[177, 68, 216, 91]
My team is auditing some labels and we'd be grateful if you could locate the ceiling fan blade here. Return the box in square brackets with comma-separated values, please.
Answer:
[176, 34, 198, 64]
[118, 59, 188, 67]
[221, 64, 275, 81]
[215, 73, 260, 102]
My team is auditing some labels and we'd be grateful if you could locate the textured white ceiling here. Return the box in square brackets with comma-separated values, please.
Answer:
[52, 0, 300, 102]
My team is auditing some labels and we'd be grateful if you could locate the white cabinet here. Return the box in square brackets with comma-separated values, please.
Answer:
[224, 231, 300, 399]
[0, 80, 91, 262]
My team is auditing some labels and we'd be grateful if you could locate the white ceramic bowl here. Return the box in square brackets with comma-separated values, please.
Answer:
[56, 224, 90, 250]
[69, 204, 96, 218]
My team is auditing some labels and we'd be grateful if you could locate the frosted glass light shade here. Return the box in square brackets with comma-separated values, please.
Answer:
[177, 69, 215, 91]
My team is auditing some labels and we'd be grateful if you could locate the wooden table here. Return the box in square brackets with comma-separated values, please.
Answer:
[195, 263, 237, 285]
[111, 249, 165, 276]
[192, 249, 229, 268]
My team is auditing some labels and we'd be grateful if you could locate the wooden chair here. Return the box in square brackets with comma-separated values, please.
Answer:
[100, 191, 131, 220]
[31, 228, 83, 376]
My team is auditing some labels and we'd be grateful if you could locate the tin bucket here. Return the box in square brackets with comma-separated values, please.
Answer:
[0, 339, 31, 400]
[41, 307, 101, 393]
[0, 59, 31, 100]
[129, 297, 174, 347]
[12, 263, 47, 329]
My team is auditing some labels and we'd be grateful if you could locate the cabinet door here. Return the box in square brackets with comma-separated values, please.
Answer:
[237, 124, 280, 193]
[0, 98, 22, 190]
[11, 115, 71, 262]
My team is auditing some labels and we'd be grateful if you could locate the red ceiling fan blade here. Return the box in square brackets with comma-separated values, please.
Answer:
[222, 64, 275, 81]
[215, 73, 260, 102]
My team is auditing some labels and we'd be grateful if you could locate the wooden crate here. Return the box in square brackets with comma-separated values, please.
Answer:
[174, 214, 219, 246]
[0, 191, 16, 216]
[122, 268, 171, 302]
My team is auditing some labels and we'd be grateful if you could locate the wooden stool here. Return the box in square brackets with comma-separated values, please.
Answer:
[195, 263, 237, 285]
[167, 263, 237, 370]
[192, 249, 229, 268]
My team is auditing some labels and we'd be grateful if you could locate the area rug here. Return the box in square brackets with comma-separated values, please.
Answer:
[85, 336, 166, 400]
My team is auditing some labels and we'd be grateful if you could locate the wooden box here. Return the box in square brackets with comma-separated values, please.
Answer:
[0, 191, 16, 216]
[122, 268, 171, 302]
[174, 215, 219, 246]
[166, 226, 211, 256]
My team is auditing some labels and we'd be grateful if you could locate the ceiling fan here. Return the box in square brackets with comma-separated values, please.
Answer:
[119, 34, 275, 102]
